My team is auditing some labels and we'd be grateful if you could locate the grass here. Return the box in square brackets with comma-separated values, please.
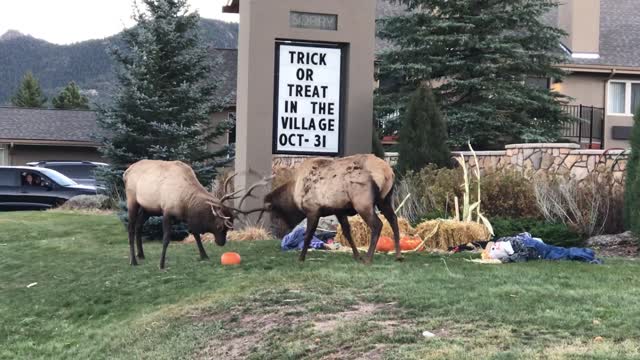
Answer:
[1, 211, 640, 359]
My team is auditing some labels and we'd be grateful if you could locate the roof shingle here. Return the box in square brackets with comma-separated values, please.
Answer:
[0, 107, 100, 144]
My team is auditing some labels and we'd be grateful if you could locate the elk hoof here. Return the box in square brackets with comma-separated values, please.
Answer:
[361, 258, 372, 265]
[395, 256, 405, 262]
[137, 254, 145, 260]
[130, 260, 138, 266]
[199, 255, 210, 261]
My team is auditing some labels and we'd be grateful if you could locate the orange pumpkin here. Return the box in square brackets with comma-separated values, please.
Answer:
[220, 252, 242, 265]
[400, 236, 425, 251]
[376, 236, 395, 252]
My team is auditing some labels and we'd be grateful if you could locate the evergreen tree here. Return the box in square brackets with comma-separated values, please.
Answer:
[624, 111, 640, 234]
[372, 128, 386, 159]
[52, 81, 90, 110]
[11, 71, 47, 108]
[397, 86, 450, 174]
[97, 0, 231, 191]
[377, 0, 569, 149]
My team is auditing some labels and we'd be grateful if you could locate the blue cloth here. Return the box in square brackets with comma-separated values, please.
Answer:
[281, 226, 325, 251]
[499, 232, 602, 264]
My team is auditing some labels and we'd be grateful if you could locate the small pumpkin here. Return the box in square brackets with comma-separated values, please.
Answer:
[376, 236, 395, 252]
[400, 236, 424, 251]
[221, 252, 242, 265]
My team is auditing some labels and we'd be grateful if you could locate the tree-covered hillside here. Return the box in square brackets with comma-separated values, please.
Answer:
[0, 19, 238, 106]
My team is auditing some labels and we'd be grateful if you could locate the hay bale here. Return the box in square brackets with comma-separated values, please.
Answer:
[228, 226, 273, 241]
[60, 195, 111, 210]
[415, 220, 490, 250]
[182, 227, 273, 243]
[335, 215, 413, 248]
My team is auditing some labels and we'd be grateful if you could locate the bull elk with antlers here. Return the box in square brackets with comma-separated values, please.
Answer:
[123, 159, 249, 269]
[247, 154, 402, 264]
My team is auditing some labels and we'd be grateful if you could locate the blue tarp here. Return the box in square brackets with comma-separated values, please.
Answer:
[281, 226, 325, 251]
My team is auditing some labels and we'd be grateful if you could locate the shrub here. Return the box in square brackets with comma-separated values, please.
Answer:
[480, 170, 540, 219]
[534, 173, 623, 237]
[117, 201, 189, 241]
[60, 195, 111, 211]
[625, 111, 640, 235]
[491, 217, 583, 247]
[396, 86, 450, 174]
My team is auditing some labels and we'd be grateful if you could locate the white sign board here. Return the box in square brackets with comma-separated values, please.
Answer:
[273, 42, 343, 155]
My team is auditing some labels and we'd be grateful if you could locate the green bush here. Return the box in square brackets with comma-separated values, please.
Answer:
[491, 217, 584, 247]
[117, 201, 189, 241]
[397, 86, 450, 174]
[401, 165, 541, 221]
[480, 170, 541, 219]
[625, 111, 640, 237]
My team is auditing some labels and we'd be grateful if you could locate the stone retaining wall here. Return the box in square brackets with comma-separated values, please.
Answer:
[453, 143, 629, 187]
[271, 143, 629, 188]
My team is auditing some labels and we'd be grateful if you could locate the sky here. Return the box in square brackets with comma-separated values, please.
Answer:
[0, 0, 238, 45]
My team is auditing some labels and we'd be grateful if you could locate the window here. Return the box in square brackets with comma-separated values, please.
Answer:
[0, 169, 19, 186]
[632, 84, 640, 115]
[608, 80, 640, 115]
[609, 82, 626, 114]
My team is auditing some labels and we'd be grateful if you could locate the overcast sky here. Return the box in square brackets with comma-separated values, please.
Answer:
[0, 0, 238, 45]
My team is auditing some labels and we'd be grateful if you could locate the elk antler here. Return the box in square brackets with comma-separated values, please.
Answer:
[207, 202, 234, 229]
[238, 175, 274, 209]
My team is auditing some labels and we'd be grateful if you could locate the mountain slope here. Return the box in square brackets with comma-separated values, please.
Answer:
[0, 19, 238, 106]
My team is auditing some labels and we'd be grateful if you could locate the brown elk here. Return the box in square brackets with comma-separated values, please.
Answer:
[123, 159, 247, 269]
[255, 154, 402, 264]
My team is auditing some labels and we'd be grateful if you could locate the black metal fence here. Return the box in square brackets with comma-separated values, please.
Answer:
[560, 105, 605, 149]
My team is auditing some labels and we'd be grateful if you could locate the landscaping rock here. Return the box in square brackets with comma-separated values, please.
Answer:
[586, 232, 639, 257]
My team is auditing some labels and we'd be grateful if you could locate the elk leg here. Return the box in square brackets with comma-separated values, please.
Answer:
[127, 202, 139, 266]
[299, 215, 320, 262]
[135, 208, 149, 260]
[159, 215, 173, 269]
[379, 194, 404, 262]
[359, 207, 383, 264]
[193, 233, 209, 260]
[337, 215, 361, 261]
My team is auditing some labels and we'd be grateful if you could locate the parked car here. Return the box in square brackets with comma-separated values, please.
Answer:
[0, 166, 97, 211]
[26, 161, 108, 188]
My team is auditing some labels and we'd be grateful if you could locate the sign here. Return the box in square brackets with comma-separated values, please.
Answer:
[290, 11, 338, 31]
[273, 41, 344, 155]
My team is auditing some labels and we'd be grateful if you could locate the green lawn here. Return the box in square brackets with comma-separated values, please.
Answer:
[1, 211, 639, 359]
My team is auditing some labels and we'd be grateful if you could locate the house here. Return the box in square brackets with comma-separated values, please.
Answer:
[0, 107, 104, 165]
[551, 0, 640, 149]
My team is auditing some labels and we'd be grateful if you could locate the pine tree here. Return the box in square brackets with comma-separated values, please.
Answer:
[52, 81, 90, 110]
[97, 0, 231, 191]
[397, 86, 450, 174]
[11, 71, 47, 108]
[372, 114, 386, 159]
[377, 0, 569, 149]
[624, 111, 640, 234]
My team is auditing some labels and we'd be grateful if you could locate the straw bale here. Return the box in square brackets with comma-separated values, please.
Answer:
[335, 215, 413, 247]
[181, 226, 273, 243]
[415, 219, 490, 250]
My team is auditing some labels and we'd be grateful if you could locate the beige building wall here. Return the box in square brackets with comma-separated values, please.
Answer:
[558, 0, 600, 54]
[554, 73, 607, 108]
[207, 109, 236, 154]
[8, 145, 103, 166]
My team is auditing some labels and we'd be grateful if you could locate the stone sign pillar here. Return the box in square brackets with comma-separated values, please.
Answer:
[226, 0, 376, 224]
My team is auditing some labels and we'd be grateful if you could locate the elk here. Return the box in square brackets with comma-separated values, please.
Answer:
[256, 154, 402, 264]
[123, 159, 246, 269]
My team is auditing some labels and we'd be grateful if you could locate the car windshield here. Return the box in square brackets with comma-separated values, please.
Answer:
[37, 168, 77, 186]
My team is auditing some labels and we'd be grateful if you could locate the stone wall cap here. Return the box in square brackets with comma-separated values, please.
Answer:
[452, 151, 506, 156]
[504, 143, 581, 149]
[570, 149, 629, 155]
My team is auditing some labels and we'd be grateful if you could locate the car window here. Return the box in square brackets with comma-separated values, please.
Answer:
[37, 168, 77, 186]
[0, 169, 20, 186]
[46, 165, 95, 178]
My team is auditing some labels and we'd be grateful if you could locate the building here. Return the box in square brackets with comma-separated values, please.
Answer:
[0, 107, 103, 165]
[552, 0, 640, 149]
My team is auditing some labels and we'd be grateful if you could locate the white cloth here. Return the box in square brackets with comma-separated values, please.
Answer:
[488, 241, 514, 261]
